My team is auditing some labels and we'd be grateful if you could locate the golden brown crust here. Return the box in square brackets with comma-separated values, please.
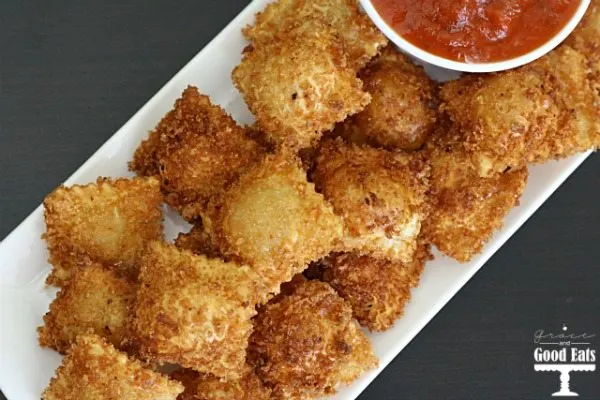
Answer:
[171, 367, 271, 400]
[321, 240, 431, 331]
[566, 0, 600, 83]
[204, 152, 343, 295]
[132, 242, 263, 378]
[440, 66, 558, 177]
[243, 0, 387, 69]
[174, 223, 223, 260]
[528, 46, 600, 161]
[38, 264, 135, 354]
[248, 280, 377, 399]
[232, 22, 371, 150]
[440, 45, 599, 177]
[43, 176, 163, 286]
[313, 138, 430, 263]
[42, 334, 183, 400]
[352, 47, 438, 150]
[422, 135, 529, 262]
[130, 86, 266, 221]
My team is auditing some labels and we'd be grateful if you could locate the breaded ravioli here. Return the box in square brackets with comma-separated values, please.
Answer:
[132, 242, 262, 378]
[204, 153, 343, 295]
[321, 240, 431, 331]
[248, 280, 377, 399]
[440, 45, 599, 177]
[567, 0, 600, 81]
[440, 65, 559, 177]
[423, 140, 528, 263]
[243, 0, 387, 69]
[43, 176, 163, 286]
[130, 86, 266, 221]
[38, 264, 134, 354]
[232, 22, 371, 149]
[174, 223, 223, 260]
[42, 334, 183, 400]
[352, 47, 438, 150]
[313, 138, 430, 263]
[171, 367, 271, 400]
[529, 46, 600, 162]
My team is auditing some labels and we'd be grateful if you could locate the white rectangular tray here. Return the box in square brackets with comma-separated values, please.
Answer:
[0, 1, 591, 399]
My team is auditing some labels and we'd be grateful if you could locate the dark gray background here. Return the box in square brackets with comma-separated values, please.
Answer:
[1, 1, 599, 399]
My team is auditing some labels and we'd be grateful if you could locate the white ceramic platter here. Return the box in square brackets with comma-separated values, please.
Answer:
[0, 1, 592, 399]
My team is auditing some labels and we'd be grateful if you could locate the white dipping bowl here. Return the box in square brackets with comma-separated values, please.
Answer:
[359, 0, 591, 73]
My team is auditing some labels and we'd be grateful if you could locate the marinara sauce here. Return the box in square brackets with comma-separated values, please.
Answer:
[371, 0, 581, 63]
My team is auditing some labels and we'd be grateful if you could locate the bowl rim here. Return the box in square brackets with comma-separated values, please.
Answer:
[359, 0, 591, 73]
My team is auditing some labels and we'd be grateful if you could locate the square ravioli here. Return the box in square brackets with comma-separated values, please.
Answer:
[38, 263, 135, 354]
[243, 0, 387, 69]
[131, 241, 262, 378]
[423, 142, 528, 262]
[320, 239, 431, 331]
[248, 280, 377, 399]
[232, 22, 371, 149]
[204, 153, 344, 295]
[170, 367, 271, 400]
[43, 176, 163, 286]
[130, 86, 266, 221]
[313, 138, 430, 263]
[42, 334, 183, 400]
[440, 44, 599, 178]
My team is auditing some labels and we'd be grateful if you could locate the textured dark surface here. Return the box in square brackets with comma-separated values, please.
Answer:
[1, 1, 599, 399]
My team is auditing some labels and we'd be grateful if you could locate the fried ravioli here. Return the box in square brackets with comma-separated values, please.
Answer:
[440, 66, 559, 177]
[351, 47, 438, 150]
[204, 153, 343, 295]
[42, 334, 183, 400]
[248, 280, 377, 399]
[171, 367, 271, 400]
[43, 176, 163, 286]
[232, 22, 371, 149]
[313, 138, 430, 263]
[131, 242, 262, 378]
[440, 45, 599, 177]
[529, 45, 600, 162]
[130, 86, 265, 221]
[243, 0, 387, 69]
[423, 140, 528, 263]
[321, 240, 431, 331]
[38, 264, 135, 354]
[567, 0, 600, 81]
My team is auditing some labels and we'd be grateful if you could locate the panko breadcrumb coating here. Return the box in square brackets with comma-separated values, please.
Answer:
[321, 240, 432, 331]
[42, 334, 183, 400]
[352, 47, 438, 150]
[174, 223, 223, 260]
[313, 138, 430, 263]
[38, 263, 135, 354]
[529, 46, 600, 162]
[232, 22, 371, 149]
[43, 176, 163, 286]
[440, 64, 559, 177]
[440, 44, 599, 177]
[130, 86, 266, 221]
[171, 367, 271, 400]
[423, 137, 528, 263]
[204, 153, 343, 295]
[132, 242, 263, 378]
[248, 280, 377, 399]
[567, 0, 600, 82]
[243, 0, 387, 69]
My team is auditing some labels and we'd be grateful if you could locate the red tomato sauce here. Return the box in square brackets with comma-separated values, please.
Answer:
[371, 0, 581, 63]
